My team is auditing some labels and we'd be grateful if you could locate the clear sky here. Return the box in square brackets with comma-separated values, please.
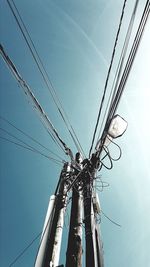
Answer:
[0, 0, 150, 266]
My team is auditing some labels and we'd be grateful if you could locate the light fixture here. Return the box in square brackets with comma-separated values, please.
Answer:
[108, 114, 128, 139]
[95, 114, 128, 151]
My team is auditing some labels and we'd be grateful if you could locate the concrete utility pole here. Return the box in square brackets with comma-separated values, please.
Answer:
[83, 169, 96, 267]
[82, 160, 104, 267]
[35, 163, 69, 267]
[66, 152, 83, 267]
[66, 185, 83, 267]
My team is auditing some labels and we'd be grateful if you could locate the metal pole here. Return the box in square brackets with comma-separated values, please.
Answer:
[66, 185, 83, 267]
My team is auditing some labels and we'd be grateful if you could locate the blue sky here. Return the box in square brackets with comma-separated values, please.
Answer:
[0, 0, 150, 266]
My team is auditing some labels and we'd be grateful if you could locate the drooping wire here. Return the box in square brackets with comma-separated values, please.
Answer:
[6, 0, 86, 158]
[0, 135, 63, 166]
[9, 191, 58, 266]
[99, 147, 113, 170]
[94, 181, 110, 192]
[105, 136, 122, 161]
[8, 232, 42, 267]
[96, 0, 140, 145]
[0, 44, 73, 158]
[101, 210, 121, 227]
[0, 115, 64, 161]
[89, 0, 128, 158]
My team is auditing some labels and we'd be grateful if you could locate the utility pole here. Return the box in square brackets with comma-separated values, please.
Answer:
[82, 165, 96, 267]
[66, 186, 83, 267]
[66, 152, 83, 267]
[82, 157, 104, 267]
[35, 163, 70, 267]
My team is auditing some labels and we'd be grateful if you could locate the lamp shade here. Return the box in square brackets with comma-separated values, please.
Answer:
[108, 115, 128, 138]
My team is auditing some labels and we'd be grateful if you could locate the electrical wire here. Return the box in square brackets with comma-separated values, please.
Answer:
[89, 0, 128, 158]
[66, 164, 88, 192]
[0, 135, 63, 166]
[105, 136, 122, 161]
[0, 115, 64, 161]
[94, 0, 150, 161]
[96, 0, 140, 144]
[6, 0, 86, 158]
[97, 146, 113, 171]
[102, 0, 150, 140]
[0, 44, 73, 158]
[8, 232, 42, 267]
[101, 210, 121, 227]
[34, 186, 68, 266]
[33, 199, 56, 266]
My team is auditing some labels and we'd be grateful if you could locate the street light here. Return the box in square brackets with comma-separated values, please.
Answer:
[95, 115, 128, 150]
[108, 114, 128, 139]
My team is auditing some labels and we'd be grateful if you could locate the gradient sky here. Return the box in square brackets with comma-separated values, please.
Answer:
[0, 0, 150, 266]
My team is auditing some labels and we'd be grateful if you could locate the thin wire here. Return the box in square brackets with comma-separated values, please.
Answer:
[100, 156, 113, 170]
[103, 0, 150, 136]
[96, 0, 150, 159]
[0, 127, 62, 163]
[101, 210, 121, 227]
[34, 203, 54, 266]
[0, 136, 63, 166]
[96, 0, 140, 144]
[7, 0, 86, 157]
[67, 164, 87, 192]
[105, 136, 122, 161]
[0, 44, 71, 157]
[0, 115, 64, 161]
[89, 0, 127, 158]
[8, 232, 42, 267]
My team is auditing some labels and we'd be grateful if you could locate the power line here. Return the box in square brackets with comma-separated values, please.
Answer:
[0, 115, 64, 161]
[101, 210, 121, 227]
[89, 0, 128, 158]
[8, 232, 41, 267]
[101, 0, 150, 141]
[0, 44, 73, 159]
[6, 0, 86, 158]
[96, 0, 140, 145]
[94, 0, 149, 159]
[0, 135, 63, 166]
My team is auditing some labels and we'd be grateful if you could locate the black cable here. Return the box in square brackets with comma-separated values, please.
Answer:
[103, 0, 150, 136]
[0, 126, 64, 163]
[105, 136, 122, 161]
[101, 210, 121, 227]
[8, 232, 41, 267]
[66, 164, 87, 192]
[7, 0, 86, 157]
[0, 135, 63, 166]
[0, 115, 65, 161]
[96, 0, 140, 145]
[100, 159, 113, 170]
[0, 44, 70, 157]
[96, 0, 150, 161]
[89, 0, 127, 158]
